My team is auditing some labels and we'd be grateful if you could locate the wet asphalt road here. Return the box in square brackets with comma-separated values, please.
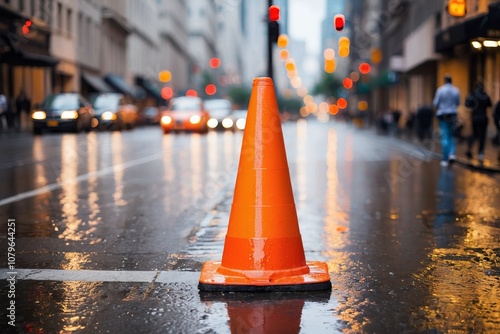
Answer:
[0, 120, 499, 333]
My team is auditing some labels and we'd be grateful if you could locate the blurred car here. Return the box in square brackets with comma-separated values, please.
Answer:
[32, 93, 94, 135]
[205, 98, 234, 131]
[141, 106, 160, 125]
[160, 96, 210, 134]
[89, 93, 138, 131]
[231, 109, 247, 130]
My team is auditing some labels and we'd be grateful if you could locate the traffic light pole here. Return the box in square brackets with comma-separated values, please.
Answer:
[267, 0, 274, 81]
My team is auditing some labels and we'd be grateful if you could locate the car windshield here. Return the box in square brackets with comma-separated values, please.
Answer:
[90, 94, 121, 110]
[170, 98, 200, 111]
[40, 94, 79, 110]
[205, 99, 231, 112]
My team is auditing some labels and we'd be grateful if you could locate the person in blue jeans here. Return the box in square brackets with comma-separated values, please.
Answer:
[433, 74, 461, 166]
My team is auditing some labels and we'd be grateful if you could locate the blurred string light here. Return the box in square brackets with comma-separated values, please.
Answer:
[205, 84, 217, 96]
[338, 36, 350, 57]
[343, 77, 353, 89]
[337, 98, 347, 109]
[159, 70, 172, 82]
[161, 87, 173, 100]
[279, 49, 290, 60]
[277, 34, 288, 48]
[323, 48, 335, 60]
[359, 62, 371, 74]
[350, 71, 360, 82]
[324, 59, 336, 73]
[329, 104, 339, 115]
[186, 89, 198, 97]
[370, 48, 382, 64]
[209, 57, 221, 68]
[358, 101, 368, 111]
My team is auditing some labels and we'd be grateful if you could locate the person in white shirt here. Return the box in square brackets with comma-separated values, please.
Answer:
[433, 74, 460, 166]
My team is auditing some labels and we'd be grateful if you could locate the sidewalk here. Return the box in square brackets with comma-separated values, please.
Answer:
[452, 136, 500, 172]
[370, 125, 500, 173]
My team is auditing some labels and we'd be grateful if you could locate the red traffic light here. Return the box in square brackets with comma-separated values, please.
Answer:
[334, 14, 345, 31]
[22, 19, 32, 35]
[269, 5, 280, 21]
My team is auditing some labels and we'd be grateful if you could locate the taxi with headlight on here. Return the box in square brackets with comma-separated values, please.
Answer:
[160, 96, 209, 134]
[89, 93, 138, 131]
[31, 93, 94, 134]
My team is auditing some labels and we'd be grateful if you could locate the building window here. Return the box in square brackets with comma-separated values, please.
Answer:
[19, 0, 25, 12]
[67, 8, 72, 34]
[40, 0, 45, 20]
[78, 12, 82, 46]
[57, 2, 62, 30]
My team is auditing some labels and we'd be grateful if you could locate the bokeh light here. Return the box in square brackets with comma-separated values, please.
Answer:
[186, 89, 198, 97]
[277, 34, 288, 48]
[338, 46, 349, 57]
[350, 71, 360, 82]
[280, 49, 290, 60]
[161, 87, 173, 100]
[209, 58, 221, 68]
[324, 48, 335, 60]
[359, 62, 371, 74]
[159, 70, 172, 82]
[324, 59, 336, 73]
[205, 84, 217, 95]
[329, 104, 339, 115]
[343, 77, 353, 89]
[337, 98, 348, 109]
[358, 101, 368, 111]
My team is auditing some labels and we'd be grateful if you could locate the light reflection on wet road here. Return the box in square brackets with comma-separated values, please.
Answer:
[0, 120, 499, 333]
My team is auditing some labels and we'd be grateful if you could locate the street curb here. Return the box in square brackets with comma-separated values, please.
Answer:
[454, 157, 500, 173]
[391, 134, 500, 173]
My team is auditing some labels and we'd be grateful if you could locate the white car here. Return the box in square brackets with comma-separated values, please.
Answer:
[231, 109, 247, 130]
[205, 99, 233, 130]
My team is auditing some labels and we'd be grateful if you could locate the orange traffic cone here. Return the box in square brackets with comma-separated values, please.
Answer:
[199, 77, 331, 292]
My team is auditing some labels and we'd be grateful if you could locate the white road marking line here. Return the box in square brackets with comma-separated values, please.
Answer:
[0, 268, 199, 284]
[0, 152, 164, 207]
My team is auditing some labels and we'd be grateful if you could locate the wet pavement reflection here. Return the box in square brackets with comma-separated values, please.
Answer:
[0, 121, 499, 332]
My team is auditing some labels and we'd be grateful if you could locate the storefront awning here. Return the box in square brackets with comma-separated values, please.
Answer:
[82, 73, 114, 93]
[104, 74, 136, 97]
[435, 3, 500, 52]
[0, 32, 58, 67]
[0, 49, 59, 67]
[136, 77, 162, 102]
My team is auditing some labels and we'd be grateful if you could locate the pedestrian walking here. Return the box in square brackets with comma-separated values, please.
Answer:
[494, 100, 500, 161]
[433, 74, 460, 166]
[0, 89, 8, 130]
[493, 100, 500, 146]
[464, 81, 492, 162]
[15, 89, 31, 130]
[415, 104, 434, 141]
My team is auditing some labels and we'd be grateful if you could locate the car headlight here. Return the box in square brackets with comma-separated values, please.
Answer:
[207, 118, 218, 128]
[222, 118, 234, 129]
[60, 110, 79, 119]
[161, 115, 172, 125]
[190, 115, 201, 124]
[32, 111, 46, 120]
[101, 111, 117, 121]
[236, 118, 246, 130]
